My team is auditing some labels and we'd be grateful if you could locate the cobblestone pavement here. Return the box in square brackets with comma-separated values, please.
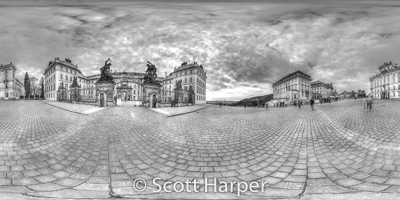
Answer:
[2, 100, 400, 199]
[45, 101, 104, 115]
[149, 105, 211, 116]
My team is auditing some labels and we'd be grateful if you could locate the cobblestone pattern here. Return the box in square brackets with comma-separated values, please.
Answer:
[1, 100, 400, 199]
[45, 101, 98, 115]
[149, 105, 211, 116]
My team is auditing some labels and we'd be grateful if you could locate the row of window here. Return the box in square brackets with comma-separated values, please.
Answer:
[46, 74, 56, 85]
[45, 83, 56, 93]
[197, 86, 205, 95]
[373, 85, 400, 93]
[372, 73, 399, 88]
[60, 66, 77, 75]
[197, 95, 205, 101]
[197, 78, 205, 87]
[45, 92, 56, 98]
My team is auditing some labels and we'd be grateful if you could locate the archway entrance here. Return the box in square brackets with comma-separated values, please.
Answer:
[99, 93, 106, 107]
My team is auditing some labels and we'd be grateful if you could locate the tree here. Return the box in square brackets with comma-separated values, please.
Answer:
[40, 77, 44, 99]
[29, 77, 39, 98]
[24, 72, 30, 98]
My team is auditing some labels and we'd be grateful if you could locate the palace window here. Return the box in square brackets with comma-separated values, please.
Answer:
[60, 74, 63, 79]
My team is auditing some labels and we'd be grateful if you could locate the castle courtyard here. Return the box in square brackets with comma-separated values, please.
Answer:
[1, 100, 400, 199]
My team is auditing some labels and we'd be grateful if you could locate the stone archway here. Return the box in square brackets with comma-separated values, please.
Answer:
[149, 93, 158, 108]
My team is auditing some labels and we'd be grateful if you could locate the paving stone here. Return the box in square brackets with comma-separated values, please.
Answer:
[26, 189, 110, 199]
[27, 183, 68, 191]
[12, 177, 39, 186]
[74, 183, 110, 191]
[2, 99, 400, 198]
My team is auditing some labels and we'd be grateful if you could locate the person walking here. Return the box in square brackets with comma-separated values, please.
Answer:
[244, 104, 247, 109]
[298, 99, 301, 109]
[367, 95, 374, 111]
[310, 99, 315, 111]
[364, 97, 368, 111]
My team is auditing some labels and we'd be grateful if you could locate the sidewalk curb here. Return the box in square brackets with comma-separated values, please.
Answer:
[44, 101, 90, 116]
[167, 105, 212, 118]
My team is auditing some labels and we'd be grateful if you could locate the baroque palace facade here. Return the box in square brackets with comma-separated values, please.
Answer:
[370, 61, 400, 99]
[44, 58, 207, 104]
[0, 62, 25, 99]
[311, 80, 334, 99]
[272, 70, 312, 101]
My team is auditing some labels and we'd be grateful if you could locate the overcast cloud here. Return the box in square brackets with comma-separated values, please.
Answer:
[1, 0, 400, 100]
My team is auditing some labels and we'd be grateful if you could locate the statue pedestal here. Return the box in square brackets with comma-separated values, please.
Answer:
[173, 88, 184, 107]
[70, 86, 80, 103]
[95, 80, 115, 107]
[143, 84, 161, 108]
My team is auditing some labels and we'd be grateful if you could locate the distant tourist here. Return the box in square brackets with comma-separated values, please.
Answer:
[310, 99, 315, 111]
[298, 99, 301, 109]
[367, 95, 374, 111]
[244, 104, 247, 109]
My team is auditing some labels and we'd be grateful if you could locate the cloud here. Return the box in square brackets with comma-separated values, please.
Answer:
[0, 1, 400, 100]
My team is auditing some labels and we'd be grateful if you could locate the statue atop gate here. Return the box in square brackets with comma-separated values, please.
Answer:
[99, 58, 113, 82]
[175, 80, 182, 90]
[143, 61, 160, 85]
[142, 61, 162, 108]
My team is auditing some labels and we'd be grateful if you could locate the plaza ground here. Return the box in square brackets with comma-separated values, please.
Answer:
[1, 100, 400, 199]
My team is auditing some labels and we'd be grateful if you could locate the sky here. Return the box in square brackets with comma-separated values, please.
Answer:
[1, 0, 400, 101]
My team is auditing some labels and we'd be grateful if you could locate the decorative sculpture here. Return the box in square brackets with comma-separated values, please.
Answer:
[99, 58, 113, 81]
[71, 77, 80, 88]
[143, 61, 159, 84]
[175, 80, 182, 90]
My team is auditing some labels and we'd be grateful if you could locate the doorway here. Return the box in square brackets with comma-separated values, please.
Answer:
[152, 94, 157, 108]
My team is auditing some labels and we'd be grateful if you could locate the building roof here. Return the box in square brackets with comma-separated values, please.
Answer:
[311, 80, 324, 85]
[370, 61, 400, 80]
[0, 62, 16, 70]
[272, 70, 312, 87]
[45, 58, 81, 74]
[174, 62, 206, 74]
[311, 80, 334, 89]
[15, 78, 23, 86]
